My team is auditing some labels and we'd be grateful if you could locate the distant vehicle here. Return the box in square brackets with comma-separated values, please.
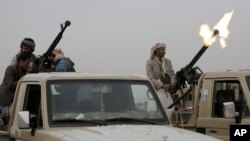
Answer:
[0, 72, 220, 141]
[169, 70, 250, 141]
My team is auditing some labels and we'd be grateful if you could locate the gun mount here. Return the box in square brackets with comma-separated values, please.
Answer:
[34, 20, 71, 72]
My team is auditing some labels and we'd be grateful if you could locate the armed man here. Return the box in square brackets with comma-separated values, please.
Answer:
[146, 43, 176, 109]
[0, 21, 71, 128]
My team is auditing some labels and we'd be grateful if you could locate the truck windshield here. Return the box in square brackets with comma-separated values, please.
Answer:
[47, 80, 168, 126]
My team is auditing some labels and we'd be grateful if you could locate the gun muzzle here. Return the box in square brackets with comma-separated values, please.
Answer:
[65, 20, 71, 26]
[186, 29, 219, 70]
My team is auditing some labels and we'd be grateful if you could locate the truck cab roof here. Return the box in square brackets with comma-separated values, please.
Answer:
[20, 72, 148, 82]
[203, 70, 250, 79]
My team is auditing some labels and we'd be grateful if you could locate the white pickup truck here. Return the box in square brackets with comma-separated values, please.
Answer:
[0, 72, 221, 141]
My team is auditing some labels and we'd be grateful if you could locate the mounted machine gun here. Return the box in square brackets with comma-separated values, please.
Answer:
[34, 20, 71, 72]
[168, 29, 219, 108]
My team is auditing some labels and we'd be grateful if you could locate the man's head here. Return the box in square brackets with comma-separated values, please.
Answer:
[18, 52, 32, 71]
[150, 43, 166, 59]
[20, 38, 36, 53]
[51, 48, 64, 63]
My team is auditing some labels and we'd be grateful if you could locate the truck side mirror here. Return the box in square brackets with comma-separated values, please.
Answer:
[30, 114, 38, 136]
[223, 102, 236, 118]
[223, 102, 242, 123]
[17, 111, 30, 129]
[17, 111, 38, 136]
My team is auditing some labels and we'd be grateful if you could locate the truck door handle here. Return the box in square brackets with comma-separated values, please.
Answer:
[209, 129, 217, 134]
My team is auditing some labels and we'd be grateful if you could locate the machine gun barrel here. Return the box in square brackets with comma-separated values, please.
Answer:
[186, 45, 208, 71]
[186, 29, 219, 70]
[168, 29, 219, 109]
[37, 20, 71, 72]
[173, 29, 219, 90]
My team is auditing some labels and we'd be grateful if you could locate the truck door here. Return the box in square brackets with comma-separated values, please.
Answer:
[11, 82, 44, 140]
[197, 79, 250, 141]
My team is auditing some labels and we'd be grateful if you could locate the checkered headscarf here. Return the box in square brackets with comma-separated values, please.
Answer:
[150, 43, 166, 59]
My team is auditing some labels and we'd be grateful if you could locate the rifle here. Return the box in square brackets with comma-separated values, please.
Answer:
[35, 20, 71, 72]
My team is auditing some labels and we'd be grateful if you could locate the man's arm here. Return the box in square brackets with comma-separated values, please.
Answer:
[4, 66, 18, 92]
[164, 58, 176, 85]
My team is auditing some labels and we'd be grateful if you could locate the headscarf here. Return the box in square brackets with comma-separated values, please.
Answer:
[150, 43, 166, 59]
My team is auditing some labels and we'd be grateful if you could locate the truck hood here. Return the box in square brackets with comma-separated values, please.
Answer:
[49, 125, 221, 141]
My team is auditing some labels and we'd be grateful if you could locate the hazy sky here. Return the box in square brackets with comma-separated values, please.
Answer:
[0, 0, 249, 81]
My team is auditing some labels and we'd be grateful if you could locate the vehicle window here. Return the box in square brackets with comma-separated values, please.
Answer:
[23, 84, 43, 128]
[213, 80, 250, 119]
[47, 80, 168, 126]
[131, 84, 158, 111]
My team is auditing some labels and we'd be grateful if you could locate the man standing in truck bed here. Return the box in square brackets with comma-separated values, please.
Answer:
[146, 42, 176, 109]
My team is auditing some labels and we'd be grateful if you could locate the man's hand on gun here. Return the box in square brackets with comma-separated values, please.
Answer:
[161, 84, 171, 91]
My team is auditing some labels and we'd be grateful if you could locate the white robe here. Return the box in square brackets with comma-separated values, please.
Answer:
[156, 89, 173, 109]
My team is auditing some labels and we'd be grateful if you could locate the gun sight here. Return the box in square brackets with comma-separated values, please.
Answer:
[65, 20, 71, 26]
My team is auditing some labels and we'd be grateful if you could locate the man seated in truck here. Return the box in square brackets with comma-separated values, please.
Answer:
[0, 52, 32, 126]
